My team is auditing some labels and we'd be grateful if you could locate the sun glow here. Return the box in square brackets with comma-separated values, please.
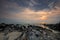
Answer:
[40, 16, 48, 20]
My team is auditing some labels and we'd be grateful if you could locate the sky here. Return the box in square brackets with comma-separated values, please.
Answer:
[0, 0, 60, 24]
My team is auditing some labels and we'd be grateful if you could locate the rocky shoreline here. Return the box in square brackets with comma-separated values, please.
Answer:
[0, 23, 60, 40]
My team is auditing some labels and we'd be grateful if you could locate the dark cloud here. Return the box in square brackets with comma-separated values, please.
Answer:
[0, 0, 25, 18]
[0, 0, 60, 11]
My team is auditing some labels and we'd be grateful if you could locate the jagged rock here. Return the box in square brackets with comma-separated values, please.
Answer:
[0, 25, 60, 40]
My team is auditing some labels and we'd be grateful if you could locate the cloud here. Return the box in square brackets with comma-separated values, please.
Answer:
[13, 8, 48, 20]
[0, 0, 60, 24]
[48, 2, 55, 9]
[0, 1, 24, 11]
[48, 0, 60, 9]
[0, 0, 25, 18]
[7, 7, 59, 24]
